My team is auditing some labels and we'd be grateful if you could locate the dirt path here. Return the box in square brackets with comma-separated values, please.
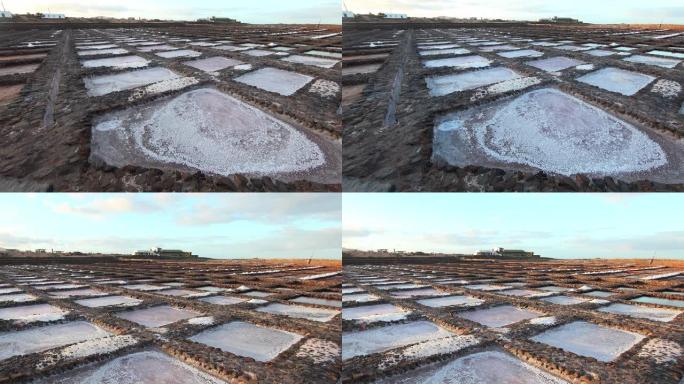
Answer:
[42, 30, 70, 130]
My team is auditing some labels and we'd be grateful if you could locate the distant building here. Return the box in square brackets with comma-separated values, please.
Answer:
[343, 11, 355, 18]
[475, 247, 539, 259]
[0, 11, 13, 18]
[42, 13, 66, 19]
[35, 248, 46, 253]
[384, 13, 408, 19]
[540, 16, 581, 24]
[134, 247, 197, 259]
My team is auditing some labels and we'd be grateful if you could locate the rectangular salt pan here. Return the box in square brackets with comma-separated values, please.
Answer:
[631, 296, 684, 308]
[343, 63, 383, 76]
[577, 67, 655, 96]
[116, 305, 200, 327]
[282, 55, 339, 68]
[0, 63, 40, 76]
[304, 50, 342, 58]
[342, 293, 379, 303]
[342, 304, 411, 322]
[418, 295, 483, 307]
[426, 67, 521, 97]
[0, 303, 68, 322]
[541, 295, 590, 305]
[77, 48, 128, 56]
[0, 321, 111, 361]
[648, 50, 684, 59]
[85, 67, 179, 96]
[526, 56, 585, 72]
[81, 55, 149, 69]
[498, 49, 544, 58]
[423, 55, 491, 69]
[290, 296, 341, 307]
[200, 295, 247, 305]
[457, 305, 541, 328]
[342, 320, 454, 360]
[624, 55, 681, 68]
[530, 321, 645, 361]
[391, 288, 449, 298]
[183, 57, 243, 72]
[75, 295, 142, 308]
[156, 50, 201, 58]
[256, 303, 339, 322]
[234, 67, 313, 96]
[419, 48, 470, 56]
[189, 321, 303, 362]
[598, 303, 682, 322]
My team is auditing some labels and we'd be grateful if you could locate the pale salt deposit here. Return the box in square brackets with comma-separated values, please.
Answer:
[256, 303, 339, 322]
[282, 54, 339, 68]
[290, 296, 341, 307]
[75, 295, 142, 308]
[342, 63, 383, 75]
[342, 304, 411, 323]
[342, 320, 455, 360]
[637, 338, 682, 364]
[0, 287, 21, 294]
[0, 293, 37, 303]
[526, 56, 585, 72]
[577, 67, 655, 96]
[391, 288, 449, 298]
[304, 50, 342, 58]
[123, 283, 168, 291]
[38, 335, 139, 369]
[342, 293, 379, 303]
[115, 305, 201, 327]
[127, 76, 198, 102]
[156, 49, 202, 58]
[295, 338, 339, 364]
[457, 305, 541, 328]
[651, 79, 682, 98]
[498, 49, 544, 58]
[308, 79, 340, 98]
[530, 321, 645, 361]
[584, 290, 613, 297]
[417, 43, 460, 49]
[418, 48, 470, 56]
[423, 55, 491, 69]
[200, 295, 247, 305]
[137, 44, 178, 52]
[243, 290, 272, 297]
[529, 316, 556, 325]
[499, 289, 545, 297]
[0, 303, 68, 323]
[598, 303, 682, 322]
[587, 49, 617, 57]
[417, 295, 484, 308]
[377, 283, 426, 290]
[48, 288, 106, 298]
[189, 321, 303, 362]
[234, 67, 314, 96]
[465, 284, 511, 291]
[91, 88, 326, 177]
[434, 88, 667, 176]
[379, 335, 480, 370]
[376, 350, 569, 384]
[33, 350, 226, 384]
[425, 67, 521, 97]
[81, 55, 149, 69]
[187, 316, 214, 325]
[647, 50, 684, 59]
[631, 296, 684, 308]
[538, 286, 573, 292]
[624, 54, 682, 68]
[78, 48, 129, 56]
[0, 321, 111, 361]
[34, 283, 84, 290]
[183, 57, 243, 72]
[541, 295, 590, 305]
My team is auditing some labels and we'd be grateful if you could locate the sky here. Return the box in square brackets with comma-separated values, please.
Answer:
[346, 0, 684, 24]
[343, 194, 684, 260]
[0, 194, 341, 259]
[3, 0, 340, 24]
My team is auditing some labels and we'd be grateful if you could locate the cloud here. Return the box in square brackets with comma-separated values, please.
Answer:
[52, 196, 164, 218]
[566, 231, 684, 253]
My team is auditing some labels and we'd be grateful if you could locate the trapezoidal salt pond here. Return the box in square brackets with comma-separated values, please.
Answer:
[91, 87, 340, 183]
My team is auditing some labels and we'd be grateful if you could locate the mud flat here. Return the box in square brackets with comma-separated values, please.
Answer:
[432, 88, 684, 183]
[90, 88, 340, 184]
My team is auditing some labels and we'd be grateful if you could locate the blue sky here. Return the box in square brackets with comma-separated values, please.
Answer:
[346, 0, 684, 24]
[6, 0, 340, 23]
[0, 194, 341, 259]
[343, 194, 684, 259]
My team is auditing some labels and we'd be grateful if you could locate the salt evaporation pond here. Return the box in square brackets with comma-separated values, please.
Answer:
[91, 88, 334, 182]
[432, 88, 675, 179]
[457, 305, 541, 328]
[648, 50, 684, 59]
[123, 284, 167, 291]
[183, 57, 243, 72]
[0, 293, 36, 303]
[530, 321, 645, 361]
[76, 295, 142, 308]
[290, 296, 341, 307]
[156, 49, 202, 58]
[343, 293, 379, 303]
[256, 303, 339, 322]
[598, 303, 682, 322]
[376, 283, 426, 290]
[32, 350, 226, 384]
[115, 305, 200, 327]
[81, 55, 149, 69]
[577, 67, 655, 96]
[78, 48, 128, 56]
[425, 67, 521, 96]
[48, 288, 105, 298]
[499, 289, 544, 297]
[243, 290, 272, 297]
[199, 295, 247, 305]
[0, 63, 40, 76]
[526, 56, 585, 72]
[498, 49, 544, 58]
[374, 350, 569, 384]
[417, 295, 484, 308]
[282, 55, 339, 68]
[419, 48, 470, 56]
[390, 288, 449, 298]
[234, 67, 313, 96]
[584, 290, 613, 297]
[631, 296, 684, 307]
[342, 320, 454, 360]
[423, 55, 491, 69]
[0, 303, 68, 322]
[0, 321, 111, 361]
[342, 304, 411, 323]
[342, 63, 383, 76]
[538, 286, 573, 292]
[189, 321, 303, 362]
[304, 50, 342, 58]
[541, 295, 590, 305]
[84, 67, 181, 96]
[137, 44, 178, 52]
[624, 54, 681, 68]
[465, 284, 511, 291]
[586, 49, 617, 57]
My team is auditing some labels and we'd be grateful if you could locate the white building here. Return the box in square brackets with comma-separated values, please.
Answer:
[384, 13, 407, 19]
[0, 11, 12, 18]
[42, 13, 66, 19]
